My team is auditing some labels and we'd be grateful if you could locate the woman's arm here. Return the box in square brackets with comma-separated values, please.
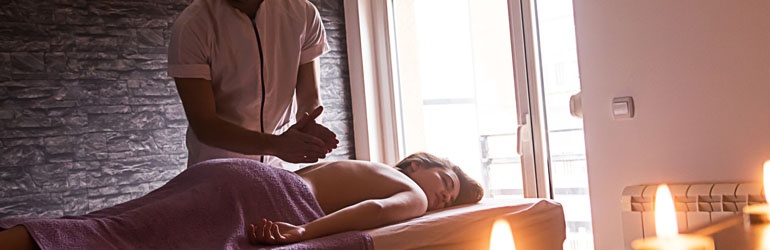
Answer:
[303, 190, 427, 238]
[250, 190, 428, 244]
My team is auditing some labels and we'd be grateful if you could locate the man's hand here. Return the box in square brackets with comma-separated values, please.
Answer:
[297, 106, 339, 153]
[248, 219, 306, 245]
[271, 127, 327, 163]
[270, 106, 338, 163]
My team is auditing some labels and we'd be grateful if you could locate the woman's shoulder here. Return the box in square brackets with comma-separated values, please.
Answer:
[352, 161, 421, 190]
[335, 160, 402, 175]
[308, 160, 390, 170]
[307, 160, 412, 183]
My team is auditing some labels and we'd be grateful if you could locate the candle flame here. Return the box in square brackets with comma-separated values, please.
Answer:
[764, 160, 770, 203]
[654, 184, 678, 238]
[762, 224, 770, 249]
[489, 219, 515, 250]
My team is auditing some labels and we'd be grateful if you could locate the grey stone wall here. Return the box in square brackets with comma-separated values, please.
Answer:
[311, 0, 355, 159]
[0, 0, 354, 219]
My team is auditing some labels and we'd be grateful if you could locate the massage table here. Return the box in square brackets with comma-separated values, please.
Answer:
[0, 159, 566, 250]
[368, 198, 566, 250]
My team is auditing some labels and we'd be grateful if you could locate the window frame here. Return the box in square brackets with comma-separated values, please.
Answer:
[343, 0, 553, 199]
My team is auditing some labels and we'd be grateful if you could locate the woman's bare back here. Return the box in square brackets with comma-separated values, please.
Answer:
[296, 160, 425, 215]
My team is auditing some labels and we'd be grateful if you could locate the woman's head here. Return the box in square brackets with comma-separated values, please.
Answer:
[395, 152, 484, 211]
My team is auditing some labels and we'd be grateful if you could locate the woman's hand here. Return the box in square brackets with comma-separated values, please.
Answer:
[248, 219, 306, 245]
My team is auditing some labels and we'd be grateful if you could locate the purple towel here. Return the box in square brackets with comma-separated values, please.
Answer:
[0, 158, 373, 250]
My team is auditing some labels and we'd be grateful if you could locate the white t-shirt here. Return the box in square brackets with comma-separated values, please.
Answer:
[168, 0, 329, 168]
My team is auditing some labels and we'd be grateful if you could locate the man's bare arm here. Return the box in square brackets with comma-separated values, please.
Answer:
[173, 78, 327, 163]
[294, 60, 338, 152]
[295, 60, 322, 121]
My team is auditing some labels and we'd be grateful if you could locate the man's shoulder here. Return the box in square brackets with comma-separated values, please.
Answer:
[269, 0, 318, 16]
[172, 0, 217, 30]
[274, 0, 315, 8]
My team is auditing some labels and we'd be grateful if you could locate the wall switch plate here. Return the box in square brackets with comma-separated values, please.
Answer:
[612, 96, 634, 119]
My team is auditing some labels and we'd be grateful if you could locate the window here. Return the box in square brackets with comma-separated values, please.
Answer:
[536, 1, 593, 248]
[391, 0, 523, 198]
[344, 0, 593, 249]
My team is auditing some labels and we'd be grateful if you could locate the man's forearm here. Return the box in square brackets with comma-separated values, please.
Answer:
[174, 77, 278, 157]
[192, 117, 275, 156]
[295, 59, 322, 121]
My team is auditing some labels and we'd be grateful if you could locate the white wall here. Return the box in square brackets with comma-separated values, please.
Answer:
[572, 1, 770, 249]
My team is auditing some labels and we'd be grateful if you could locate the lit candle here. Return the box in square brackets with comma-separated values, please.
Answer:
[743, 160, 770, 224]
[489, 219, 515, 250]
[632, 184, 715, 250]
[760, 224, 770, 249]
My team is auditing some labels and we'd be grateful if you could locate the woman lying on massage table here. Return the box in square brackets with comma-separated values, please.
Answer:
[0, 152, 483, 249]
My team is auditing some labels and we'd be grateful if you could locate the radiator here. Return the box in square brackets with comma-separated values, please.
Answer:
[621, 182, 763, 248]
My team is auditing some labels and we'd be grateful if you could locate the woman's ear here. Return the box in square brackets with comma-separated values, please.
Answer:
[404, 161, 421, 174]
